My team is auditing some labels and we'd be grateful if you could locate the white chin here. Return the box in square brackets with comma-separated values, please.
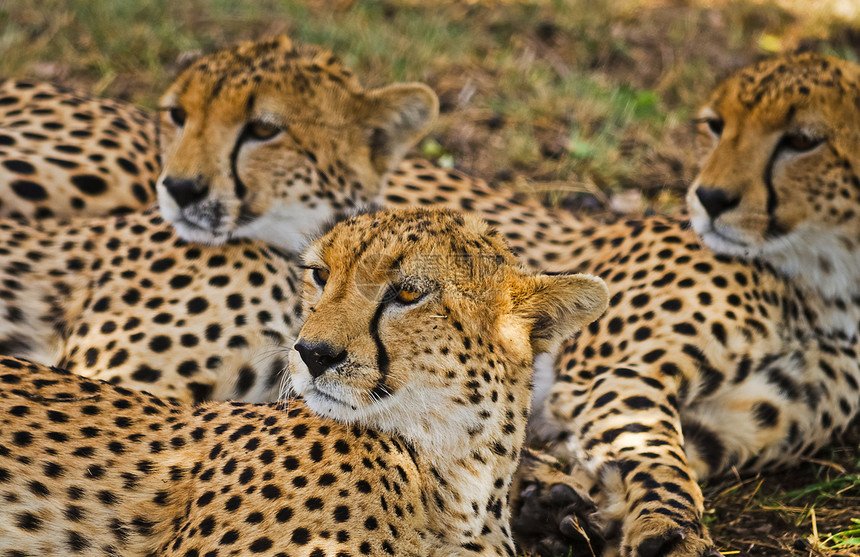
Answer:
[302, 389, 358, 419]
[697, 230, 755, 258]
[172, 220, 230, 246]
[289, 353, 363, 420]
[690, 214, 755, 258]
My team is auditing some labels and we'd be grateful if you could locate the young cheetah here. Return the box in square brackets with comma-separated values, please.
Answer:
[0, 208, 608, 556]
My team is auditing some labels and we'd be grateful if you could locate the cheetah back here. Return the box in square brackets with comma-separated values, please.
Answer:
[0, 79, 158, 219]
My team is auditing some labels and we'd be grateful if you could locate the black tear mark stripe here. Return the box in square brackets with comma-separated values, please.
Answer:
[763, 105, 798, 237]
[229, 93, 256, 202]
[230, 134, 249, 202]
[369, 288, 393, 400]
[762, 135, 783, 237]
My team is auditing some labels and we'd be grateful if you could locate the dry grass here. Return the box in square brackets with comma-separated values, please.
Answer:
[1, 1, 859, 555]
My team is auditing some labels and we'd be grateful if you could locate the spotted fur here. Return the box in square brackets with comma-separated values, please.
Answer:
[0, 79, 158, 219]
[3, 44, 859, 557]
[0, 210, 302, 402]
[0, 208, 608, 556]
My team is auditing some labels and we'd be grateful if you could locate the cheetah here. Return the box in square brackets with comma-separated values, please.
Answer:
[483, 53, 860, 557]
[0, 208, 609, 556]
[0, 79, 159, 219]
[0, 36, 439, 404]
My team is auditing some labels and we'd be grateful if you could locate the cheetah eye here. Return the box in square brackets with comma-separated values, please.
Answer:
[706, 118, 724, 136]
[699, 117, 723, 136]
[168, 107, 187, 127]
[311, 268, 330, 287]
[781, 132, 823, 153]
[394, 287, 424, 306]
[246, 121, 281, 141]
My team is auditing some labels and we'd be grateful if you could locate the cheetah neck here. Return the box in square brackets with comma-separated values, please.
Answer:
[408, 362, 531, 556]
[765, 224, 860, 337]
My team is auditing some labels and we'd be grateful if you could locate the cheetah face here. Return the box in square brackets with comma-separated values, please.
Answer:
[289, 208, 608, 454]
[157, 36, 437, 252]
[688, 53, 860, 279]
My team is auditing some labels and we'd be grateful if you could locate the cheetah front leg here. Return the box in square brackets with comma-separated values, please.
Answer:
[533, 365, 722, 557]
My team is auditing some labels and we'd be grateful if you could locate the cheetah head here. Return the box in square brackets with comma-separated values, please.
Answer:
[289, 208, 608, 456]
[688, 53, 860, 295]
[157, 36, 437, 252]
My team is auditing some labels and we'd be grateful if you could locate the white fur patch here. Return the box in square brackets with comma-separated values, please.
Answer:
[529, 352, 555, 418]
[234, 203, 336, 253]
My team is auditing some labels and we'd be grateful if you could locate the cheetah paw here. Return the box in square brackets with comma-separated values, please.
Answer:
[621, 516, 722, 557]
[511, 448, 605, 557]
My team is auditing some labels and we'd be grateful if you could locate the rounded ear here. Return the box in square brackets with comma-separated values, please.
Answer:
[170, 49, 204, 77]
[511, 273, 609, 355]
[363, 83, 439, 174]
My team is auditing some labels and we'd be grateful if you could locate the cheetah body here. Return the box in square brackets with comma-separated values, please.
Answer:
[0, 210, 302, 403]
[0, 362, 425, 556]
[0, 79, 158, 219]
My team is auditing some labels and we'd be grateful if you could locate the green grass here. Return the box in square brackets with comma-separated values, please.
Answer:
[821, 518, 860, 550]
[778, 474, 860, 505]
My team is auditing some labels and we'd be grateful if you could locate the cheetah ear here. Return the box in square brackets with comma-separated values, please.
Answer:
[170, 49, 205, 77]
[511, 273, 609, 355]
[364, 83, 439, 174]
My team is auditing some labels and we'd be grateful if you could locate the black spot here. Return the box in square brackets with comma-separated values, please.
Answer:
[220, 530, 240, 545]
[235, 366, 256, 396]
[249, 537, 273, 552]
[15, 511, 42, 531]
[11, 180, 48, 201]
[187, 297, 209, 314]
[3, 160, 35, 174]
[131, 365, 161, 383]
[593, 392, 618, 408]
[333, 505, 350, 522]
[177, 360, 199, 377]
[12, 430, 33, 446]
[291, 527, 310, 545]
[682, 421, 725, 472]
[752, 401, 780, 428]
[631, 293, 650, 307]
[150, 258, 175, 273]
[71, 174, 108, 195]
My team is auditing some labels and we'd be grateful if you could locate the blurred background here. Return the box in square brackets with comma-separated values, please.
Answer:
[2, 0, 860, 215]
[1, 1, 859, 555]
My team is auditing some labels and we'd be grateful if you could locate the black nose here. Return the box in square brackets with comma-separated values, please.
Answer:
[695, 187, 740, 219]
[294, 340, 347, 379]
[162, 176, 209, 208]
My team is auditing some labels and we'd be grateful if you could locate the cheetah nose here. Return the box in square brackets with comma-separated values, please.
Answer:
[294, 340, 347, 379]
[162, 176, 209, 209]
[695, 187, 740, 219]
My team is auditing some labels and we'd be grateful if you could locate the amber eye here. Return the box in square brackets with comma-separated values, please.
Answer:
[311, 268, 330, 286]
[782, 132, 823, 153]
[168, 107, 187, 127]
[246, 121, 281, 141]
[394, 288, 423, 305]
